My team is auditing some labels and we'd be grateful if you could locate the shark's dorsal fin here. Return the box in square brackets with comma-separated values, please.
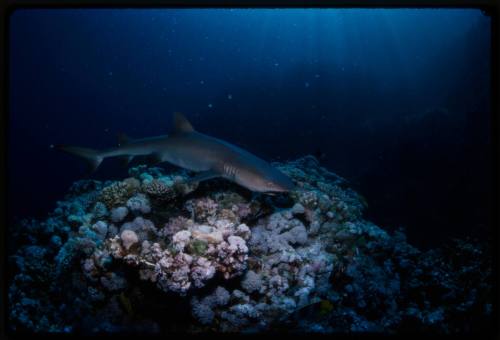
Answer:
[173, 112, 195, 133]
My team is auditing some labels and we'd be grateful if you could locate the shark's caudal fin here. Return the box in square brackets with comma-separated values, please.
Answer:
[53, 145, 103, 173]
[116, 133, 134, 167]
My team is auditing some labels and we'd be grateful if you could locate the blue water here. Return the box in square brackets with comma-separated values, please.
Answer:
[8, 8, 491, 248]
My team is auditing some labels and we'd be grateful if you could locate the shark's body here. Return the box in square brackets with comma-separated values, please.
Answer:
[56, 113, 295, 193]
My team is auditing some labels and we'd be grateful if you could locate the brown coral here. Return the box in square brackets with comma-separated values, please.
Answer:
[185, 198, 218, 222]
[141, 179, 176, 202]
[98, 182, 136, 209]
[172, 177, 198, 196]
[123, 177, 141, 191]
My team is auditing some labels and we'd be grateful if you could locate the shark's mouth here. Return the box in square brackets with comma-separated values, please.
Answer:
[264, 192, 278, 196]
[263, 190, 292, 196]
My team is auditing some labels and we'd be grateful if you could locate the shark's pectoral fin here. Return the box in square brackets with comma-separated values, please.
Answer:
[118, 155, 134, 167]
[188, 170, 220, 184]
[143, 152, 164, 165]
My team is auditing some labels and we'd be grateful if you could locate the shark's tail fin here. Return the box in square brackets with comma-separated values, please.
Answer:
[53, 145, 103, 173]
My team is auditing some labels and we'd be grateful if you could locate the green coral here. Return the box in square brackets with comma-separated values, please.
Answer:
[318, 300, 334, 316]
[187, 239, 208, 256]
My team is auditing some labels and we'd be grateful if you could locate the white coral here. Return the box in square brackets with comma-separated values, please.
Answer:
[241, 270, 263, 293]
[191, 225, 223, 244]
[172, 230, 192, 251]
[126, 193, 151, 214]
[120, 217, 157, 242]
[191, 257, 216, 288]
[110, 206, 128, 223]
[91, 221, 108, 239]
[120, 229, 138, 250]
[216, 236, 249, 279]
[235, 224, 251, 240]
[156, 252, 193, 294]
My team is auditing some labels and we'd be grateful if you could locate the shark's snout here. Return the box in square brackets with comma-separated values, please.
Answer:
[272, 177, 295, 192]
[260, 170, 296, 193]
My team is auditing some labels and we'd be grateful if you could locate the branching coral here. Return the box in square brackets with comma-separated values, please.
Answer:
[107, 216, 251, 295]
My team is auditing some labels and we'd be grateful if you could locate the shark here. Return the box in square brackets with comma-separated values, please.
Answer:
[55, 112, 295, 193]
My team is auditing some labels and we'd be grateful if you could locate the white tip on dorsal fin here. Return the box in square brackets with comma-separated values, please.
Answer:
[173, 112, 195, 133]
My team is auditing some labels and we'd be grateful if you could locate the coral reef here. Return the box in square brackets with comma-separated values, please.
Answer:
[7, 156, 493, 334]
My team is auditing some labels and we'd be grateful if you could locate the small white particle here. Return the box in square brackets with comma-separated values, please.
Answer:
[208, 104, 213, 108]
[227, 94, 232, 100]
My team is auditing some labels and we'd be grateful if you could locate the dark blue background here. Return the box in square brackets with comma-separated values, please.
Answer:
[8, 9, 492, 248]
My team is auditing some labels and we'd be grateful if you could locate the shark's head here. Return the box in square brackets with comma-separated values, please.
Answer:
[236, 165, 296, 193]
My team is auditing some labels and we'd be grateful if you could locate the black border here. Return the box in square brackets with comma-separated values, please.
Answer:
[0, 1, 498, 339]
[0, 0, 499, 8]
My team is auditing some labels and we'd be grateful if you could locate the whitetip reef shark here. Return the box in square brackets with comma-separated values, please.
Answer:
[55, 112, 295, 193]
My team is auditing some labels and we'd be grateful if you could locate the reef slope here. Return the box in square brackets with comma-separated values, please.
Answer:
[8, 156, 492, 333]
